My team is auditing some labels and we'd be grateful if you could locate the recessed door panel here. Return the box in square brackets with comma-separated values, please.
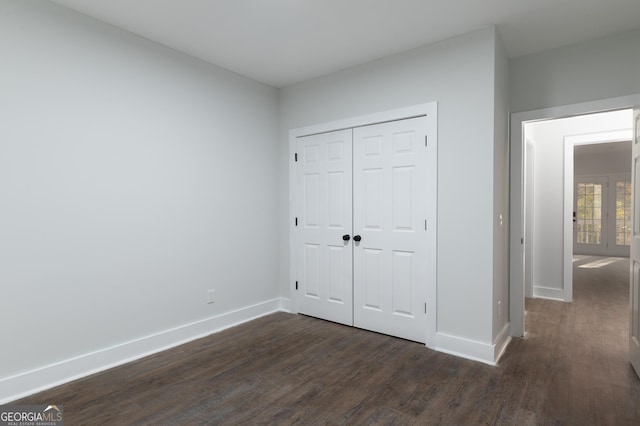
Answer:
[303, 244, 320, 298]
[328, 245, 346, 303]
[364, 169, 383, 230]
[363, 248, 383, 311]
[392, 250, 414, 317]
[393, 166, 414, 231]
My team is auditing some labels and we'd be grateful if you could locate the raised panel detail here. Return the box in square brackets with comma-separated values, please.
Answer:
[304, 145, 319, 164]
[328, 171, 345, 229]
[328, 141, 344, 161]
[364, 136, 383, 158]
[363, 248, 383, 310]
[304, 174, 320, 228]
[364, 169, 382, 230]
[393, 131, 414, 155]
[304, 244, 320, 298]
[328, 245, 345, 303]
[393, 166, 414, 231]
[392, 251, 414, 317]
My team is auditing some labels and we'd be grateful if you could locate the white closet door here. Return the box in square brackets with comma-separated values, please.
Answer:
[296, 129, 353, 326]
[353, 118, 430, 343]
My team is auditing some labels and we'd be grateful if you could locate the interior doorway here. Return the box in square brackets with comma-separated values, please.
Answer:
[509, 95, 640, 338]
[521, 110, 632, 304]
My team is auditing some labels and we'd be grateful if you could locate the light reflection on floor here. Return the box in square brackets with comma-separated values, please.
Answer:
[573, 255, 626, 268]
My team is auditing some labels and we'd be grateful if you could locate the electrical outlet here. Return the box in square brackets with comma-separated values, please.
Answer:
[207, 289, 215, 304]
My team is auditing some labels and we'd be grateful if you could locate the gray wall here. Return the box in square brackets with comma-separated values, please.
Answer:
[280, 27, 503, 346]
[510, 29, 640, 113]
[492, 34, 510, 341]
[0, 0, 279, 381]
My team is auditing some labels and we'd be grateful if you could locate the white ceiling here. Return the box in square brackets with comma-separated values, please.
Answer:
[50, 0, 640, 87]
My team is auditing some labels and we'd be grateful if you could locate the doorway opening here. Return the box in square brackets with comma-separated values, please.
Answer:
[522, 109, 632, 304]
[509, 95, 640, 338]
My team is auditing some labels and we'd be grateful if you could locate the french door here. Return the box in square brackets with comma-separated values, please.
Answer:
[295, 117, 434, 343]
[574, 175, 631, 257]
[574, 176, 608, 255]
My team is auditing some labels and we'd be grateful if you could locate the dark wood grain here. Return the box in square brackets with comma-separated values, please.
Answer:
[15, 256, 640, 425]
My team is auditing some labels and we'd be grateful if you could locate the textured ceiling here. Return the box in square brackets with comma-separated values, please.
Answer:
[50, 0, 640, 87]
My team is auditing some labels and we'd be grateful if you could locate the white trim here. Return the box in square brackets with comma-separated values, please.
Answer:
[493, 323, 512, 363]
[289, 102, 438, 348]
[279, 297, 292, 313]
[0, 298, 287, 404]
[532, 286, 566, 301]
[509, 93, 640, 337]
[435, 332, 504, 366]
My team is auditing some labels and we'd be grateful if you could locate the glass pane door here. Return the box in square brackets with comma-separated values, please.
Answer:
[574, 177, 608, 254]
[616, 179, 632, 246]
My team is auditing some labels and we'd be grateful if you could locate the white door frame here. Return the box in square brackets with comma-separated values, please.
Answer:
[510, 94, 640, 337]
[289, 102, 438, 346]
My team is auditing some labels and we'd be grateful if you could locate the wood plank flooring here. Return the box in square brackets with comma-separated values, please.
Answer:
[14, 256, 640, 424]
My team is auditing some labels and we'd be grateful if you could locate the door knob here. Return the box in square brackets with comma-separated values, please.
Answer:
[353, 235, 362, 242]
[342, 234, 350, 241]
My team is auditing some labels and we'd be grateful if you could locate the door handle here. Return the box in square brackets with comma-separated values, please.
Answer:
[353, 235, 362, 242]
[342, 234, 350, 241]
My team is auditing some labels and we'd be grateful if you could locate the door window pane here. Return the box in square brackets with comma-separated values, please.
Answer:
[576, 182, 602, 244]
[617, 180, 632, 246]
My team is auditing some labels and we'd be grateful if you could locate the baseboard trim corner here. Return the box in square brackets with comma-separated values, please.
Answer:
[0, 298, 286, 404]
[493, 323, 512, 364]
[533, 285, 567, 301]
[435, 332, 501, 366]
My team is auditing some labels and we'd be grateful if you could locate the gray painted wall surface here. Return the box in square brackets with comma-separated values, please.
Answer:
[0, 0, 280, 380]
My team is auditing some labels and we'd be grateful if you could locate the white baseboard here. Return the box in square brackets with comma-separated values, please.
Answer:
[279, 297, 292, 312]
[435, 327, 511, 366]
[0, 298, 288, 404]
[533, 285, 567, 301]
[493, 323, 512, 363]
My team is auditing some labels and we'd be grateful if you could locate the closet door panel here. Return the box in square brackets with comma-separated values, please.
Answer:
[353, 118, 429, 343]
[296, 129, 353, 326]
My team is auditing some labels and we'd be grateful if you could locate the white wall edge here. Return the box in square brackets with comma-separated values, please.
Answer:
[0, 298, 288, 404]
[532, 286, 567, 301]
[493, 323, 512, 364]
[435, 332, 499, 366]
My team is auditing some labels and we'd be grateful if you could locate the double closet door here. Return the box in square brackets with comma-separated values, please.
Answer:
[294, 117, 434, 343]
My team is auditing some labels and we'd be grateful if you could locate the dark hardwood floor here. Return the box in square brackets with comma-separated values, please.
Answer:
[15, 256, 640, 425]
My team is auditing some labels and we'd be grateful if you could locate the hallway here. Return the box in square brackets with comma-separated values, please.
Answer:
[505, 255, 638, 423]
